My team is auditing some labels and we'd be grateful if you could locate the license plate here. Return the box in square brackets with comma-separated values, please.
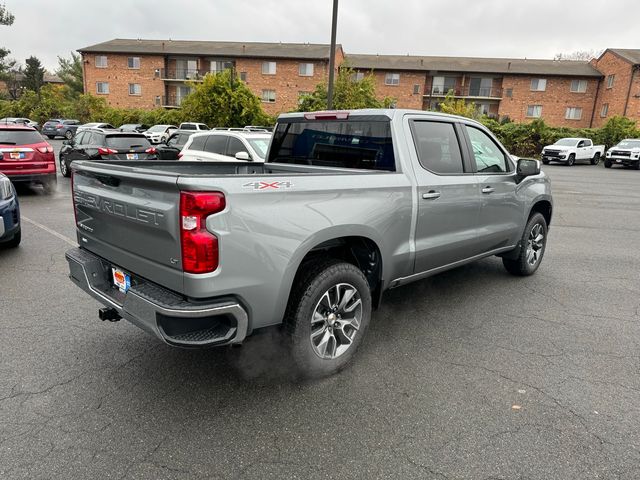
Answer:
[9, 152, 25, 159]
[126, 153, 138, 160]
[112, 267, 131, 293]
[617, 159, 622, 163]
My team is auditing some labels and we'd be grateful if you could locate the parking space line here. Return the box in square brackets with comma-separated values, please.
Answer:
[21, 216, 77, 247]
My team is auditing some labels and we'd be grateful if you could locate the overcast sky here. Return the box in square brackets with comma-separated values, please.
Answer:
[3, 0, 639, 71]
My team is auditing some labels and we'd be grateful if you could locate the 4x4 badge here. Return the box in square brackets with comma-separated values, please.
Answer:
[242, 181, 294, 191]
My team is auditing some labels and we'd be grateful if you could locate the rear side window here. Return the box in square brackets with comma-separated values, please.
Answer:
[86, 132, 102, 145]
[203, 135, 227, 154]
[188, 135, 207, 151]
[181, 123, 196, 130]
[73, 132, 86, 144]
[411, 121, 464, 174]
[226, 137, 248, 156]
[106, 135, 151, 149]
[0, 130, 43, 145]
[268, 120, 395, 171]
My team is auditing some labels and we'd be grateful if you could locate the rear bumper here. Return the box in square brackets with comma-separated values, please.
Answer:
[65, 247, 249, 348]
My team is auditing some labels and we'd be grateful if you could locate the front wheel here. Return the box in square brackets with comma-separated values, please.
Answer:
[604, 159, 612, 168]
[542, 159, 550, 165]
[59, 157, 71, 177]
[591, 153, 600, 165]
[284, 259, 372, 378]
[503, 212, 548, 276]
[634, 162, 640, 171]
[566, 154, 575, 166]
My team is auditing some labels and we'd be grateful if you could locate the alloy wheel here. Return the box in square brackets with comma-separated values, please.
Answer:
[526, 223, 545, 266]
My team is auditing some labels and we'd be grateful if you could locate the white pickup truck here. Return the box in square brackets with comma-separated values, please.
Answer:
[604, 138, 640, 169]
[541, 138, 605, 166]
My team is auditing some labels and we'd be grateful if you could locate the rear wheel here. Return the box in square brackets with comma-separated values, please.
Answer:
[1, 228, 21, 248]
[604, 159, 612, 168]
[65, 130, 74, 140]
[503, 212, 548, 276]
[59, 157, 70, 177]
[566, 154, 575, 166]
[284, 259, 372, 378]
[591, 152, 600, 165]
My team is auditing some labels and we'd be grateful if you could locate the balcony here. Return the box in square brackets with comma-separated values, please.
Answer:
[160, 95, 187, 108]
[159, 68, 210, 81]
[428, 86, 502, 99]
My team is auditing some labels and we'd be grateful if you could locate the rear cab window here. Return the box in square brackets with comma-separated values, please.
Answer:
[268, 119, 395, 171]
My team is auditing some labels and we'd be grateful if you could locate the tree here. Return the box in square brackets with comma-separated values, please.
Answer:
[554, 50, 602, 61]
[0, 4, 14, 25]
[22, 56, 45, 93]
[298, 65, 394, 111]
[56, 52, 84, 98]
[180, 69, 270, 127]
[437, 91, 480, 119]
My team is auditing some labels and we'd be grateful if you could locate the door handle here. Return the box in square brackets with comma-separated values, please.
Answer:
[422, 190, 441, 200]
[481, 186, 494, 194]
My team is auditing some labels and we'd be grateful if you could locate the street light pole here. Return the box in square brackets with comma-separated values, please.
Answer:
[327, 0, 339, 110]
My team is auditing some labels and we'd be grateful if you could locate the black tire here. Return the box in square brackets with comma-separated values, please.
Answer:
[591, 152, 600, 165]
[542, 159, 550, 165]
[59, 157, 71, 177]
[604, 159, 612, 168]
[566, 154, 575, 166]
[284, 259, 372, 378]
[634, 162, 640, 170]
[1, 228, 21, 248]
[46, 135, 55, 139]
[502, 212, 548, 276]
[65, 130, 74, 140]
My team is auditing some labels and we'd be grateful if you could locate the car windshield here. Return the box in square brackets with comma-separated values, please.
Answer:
[554, 139, 580, 146]
[247, 138, 271, 159]
[148, 125, 166, 132]
[0, 129, 43, 145]
[105, 135, 151, 149]
[616, 140, 640, 149]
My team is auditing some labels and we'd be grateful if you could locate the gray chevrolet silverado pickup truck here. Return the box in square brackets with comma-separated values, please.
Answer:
[65, 109, 552, 377]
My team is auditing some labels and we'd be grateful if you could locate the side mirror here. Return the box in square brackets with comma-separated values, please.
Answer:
[516, 158, 541, 182]
[235, 151, 251, 161]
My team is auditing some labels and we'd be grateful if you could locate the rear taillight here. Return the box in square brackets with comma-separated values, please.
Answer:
[145, 147, 156, 154]
[179, 191, 226, 274]
[97, 147, 118, 155]
[55, 124, 63, 129]
[37, 145, 54, 153]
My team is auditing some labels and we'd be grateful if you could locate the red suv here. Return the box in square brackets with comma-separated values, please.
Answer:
[0, 124, 56, 193]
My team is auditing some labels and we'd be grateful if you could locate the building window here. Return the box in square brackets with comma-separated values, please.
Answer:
[128, 57, 140, 69]
[239, 71, 247, 82]
[210, 60, 233, 74]
[607, 74, 615, 89]
[601, 103, 609, 117]
[128, 83, 141, 96]
[565, 107, 582, 120]
[352, 71, 365, 82]
[261, 89, 276, 103]
[432, 76, 457, 95]
[530, 78, 547, 91]
[526, 105, 542, 118]
[413, 84, 421, 95]
[95, 55, 107, 68]
[96, 82, 109, 94]
[262, 62, 276, 75]
[505, 88, 513, 98]
[299, 63, 314, 76]
[570, 79, 587, 93]
[384, 73, 400, 85]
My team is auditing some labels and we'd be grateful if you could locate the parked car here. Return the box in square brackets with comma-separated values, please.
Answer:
[0, 117, 40, 130]
[0, 124, 56, 193]
[604, 139, 640, 169]
[179, 130, 271, 162]
[144, 124, 178, 144]
[76, 122, 116, 133]
[179, 122, 209, 131]
[541, 138, 605, 166]
[65, 109, 552, 377]
[58, 130, 157, 177]
[41, 119, 81, 140]
[119, 123, 149, 133]
[0, 173, 20, 248]
[155, 130, 193, 160]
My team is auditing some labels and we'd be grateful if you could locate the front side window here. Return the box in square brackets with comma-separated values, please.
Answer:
[570, 79, 587, 93]
[530, 78, 547, 91]
[411, 121, 464, 174]
[565, 107, 582, 120]
[128, 57, 140, 69]
[96, 82, 109, 94]
[128, 83, 141, 96]
[526, 105, 542, 118]
[299, 63, 314, 76]
[226, 137, 248, 157]
[262, 61, 276, 75]
[261, 89, 276, 103]
[95, 55, 107, 68]
[465, 126, 509, 173]
[385, 73, 400, 85]
[607, 74, 615, 88]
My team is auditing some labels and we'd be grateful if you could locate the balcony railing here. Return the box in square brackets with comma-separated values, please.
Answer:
[160, 95, 187, 107]
[159, 69, 211, 81]
[428, 86, 502, 98]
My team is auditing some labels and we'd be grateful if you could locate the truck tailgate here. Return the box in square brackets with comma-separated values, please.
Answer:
[73, 163, 184, 293]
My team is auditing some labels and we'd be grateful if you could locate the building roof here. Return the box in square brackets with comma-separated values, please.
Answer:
[607, 48, 640, 65]
[78, 38, 341, 60]
[346, 53, 603, 77]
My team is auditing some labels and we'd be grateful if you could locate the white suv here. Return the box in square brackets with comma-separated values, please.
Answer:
[179, 131, 272, 162]
[144, 124, 178, 144]
[179, 122, 209, 131]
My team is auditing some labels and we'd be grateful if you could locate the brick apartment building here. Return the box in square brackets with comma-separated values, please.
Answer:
[77, 39, 640, 128]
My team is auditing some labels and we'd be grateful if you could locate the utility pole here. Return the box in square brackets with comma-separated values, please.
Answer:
[327, 0, 339, 110]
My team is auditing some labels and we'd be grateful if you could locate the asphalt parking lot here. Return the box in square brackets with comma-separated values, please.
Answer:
[2, 141, 640, 479]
